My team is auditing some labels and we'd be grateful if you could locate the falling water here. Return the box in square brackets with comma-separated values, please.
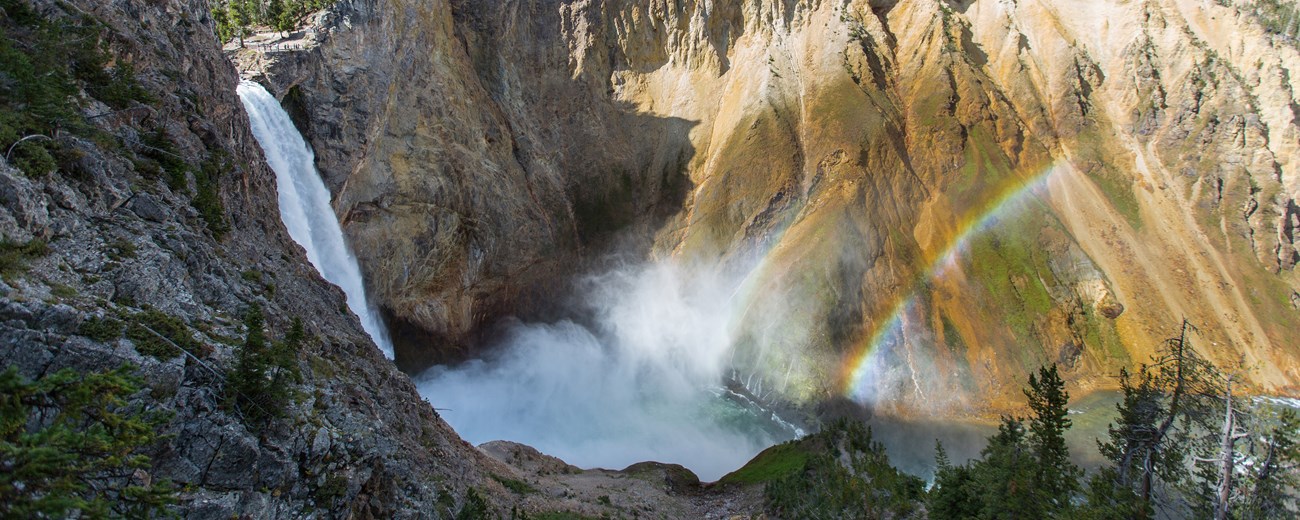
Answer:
[237, 80, 394, 359]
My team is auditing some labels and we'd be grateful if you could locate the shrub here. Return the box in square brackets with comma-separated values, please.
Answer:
[124, 307, 204, 359]
[140, 129, 189, 190]
[455, 488, 491, 520]
[491, 474, 536, 495]
[78, 315, 124, 342]
[193, 154, 230, 239]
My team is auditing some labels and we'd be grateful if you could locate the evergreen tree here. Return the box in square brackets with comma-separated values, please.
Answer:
[1239, 408, 1299, 519]
[228, 0, 253, 47]
[929, 366, 1082, 519]
[228, 306, 300, 424]
[765, 420, 925, 518]
[0, 365, 173, 517]
[970, 417, 1041, 519]
[1092, 319, 1214, 514]
[1076, 467, 1148, 520]
[1024, 364, 1081, 514]
[929, 440, 982, 519]
[1083, 320, 1298, 519]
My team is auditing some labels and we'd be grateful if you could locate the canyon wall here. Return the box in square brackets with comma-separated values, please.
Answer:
[252, 0, 1300, 413]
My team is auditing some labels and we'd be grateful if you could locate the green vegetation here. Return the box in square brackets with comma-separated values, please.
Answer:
[194, 153, 231, 239]
[1071, 129, 1143, 230]
[124, 306, 205, 360]
[139, 129, 190, 190]
[965, 205, 1056, 346]
[1089, 168, 1143, 230]
[490, 474, 536, 495]
[0, 0, 150, 178]
[951, 125, 1014, 212]
[48, 282, 76, 299]
[929, 324, 1300, 519]
[211, 0, 334, 45]
[1, 0, 230, 238]
[455, 487, 491, 520]
[0, 238, 48, 278]
[1246, 0, 1300, 46]
[748, 420, 925, 518]
[929, 365, 1080, 519]
[0, 365, 174, 517]
[718, 441, 809, 485]
[315, 473, 347, 504]
[78, 315, 125, 342]
[1079, 321, 1298, 519]
[227, 307, 303, 424]
[108, 238, 138, 261]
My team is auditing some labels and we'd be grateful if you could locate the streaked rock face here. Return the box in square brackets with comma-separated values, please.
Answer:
[258, 0, 1300, 413]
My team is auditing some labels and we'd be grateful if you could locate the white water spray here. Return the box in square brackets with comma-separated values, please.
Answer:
[237, 81, 394, 359]
[416, 261, 789, 481]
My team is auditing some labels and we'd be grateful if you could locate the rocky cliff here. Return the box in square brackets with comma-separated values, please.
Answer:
[0, 0, 523, 516]
[247, 0, 1300, 414]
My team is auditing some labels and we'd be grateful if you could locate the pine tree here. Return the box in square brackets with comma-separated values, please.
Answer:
[929, 440, 982, 519]
[1239, 407, 1299, 519]
[1024, 364, 1081, 514]
[971, 417, 1041, 519]
[228, 0, 253, 47]
[227, 306, 299, 424]
[1083, 320, 1294, 519]
[930, 367, 1084, 519]
[0, 365, 173, 517]
[1077, 467, 1148, 520]
[1093, 319, 1215, 512]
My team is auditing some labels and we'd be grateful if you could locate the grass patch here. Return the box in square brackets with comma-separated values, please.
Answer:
[718, 440, 810, 485]
[1089, 169, 1142, 230]
[951, 124, 1014, 212]
[490, 474, 535, 495]
[48, 282, 77, 299]
[107, 239, 137, 260]
[0, 238, 49, 277]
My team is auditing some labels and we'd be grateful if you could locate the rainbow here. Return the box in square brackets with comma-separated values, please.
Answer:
[840, 162, 1063, 401]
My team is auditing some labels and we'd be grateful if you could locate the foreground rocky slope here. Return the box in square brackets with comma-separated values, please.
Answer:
[248, 0, 1300, 413]
[0, 0, 532, 516]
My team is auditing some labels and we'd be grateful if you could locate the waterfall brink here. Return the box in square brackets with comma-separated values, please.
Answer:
[237, 80, 394, 359]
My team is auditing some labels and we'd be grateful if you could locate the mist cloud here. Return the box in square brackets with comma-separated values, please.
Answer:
[415, 261, 787, 481]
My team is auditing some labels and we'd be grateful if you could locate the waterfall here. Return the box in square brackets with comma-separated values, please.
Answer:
[237, 80, 394, 359]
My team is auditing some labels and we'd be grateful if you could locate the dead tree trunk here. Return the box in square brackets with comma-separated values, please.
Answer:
[1213, 377, 1235, 520]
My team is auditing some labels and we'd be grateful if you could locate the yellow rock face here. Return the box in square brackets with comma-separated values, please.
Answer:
[277, 0, 1300, 414]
